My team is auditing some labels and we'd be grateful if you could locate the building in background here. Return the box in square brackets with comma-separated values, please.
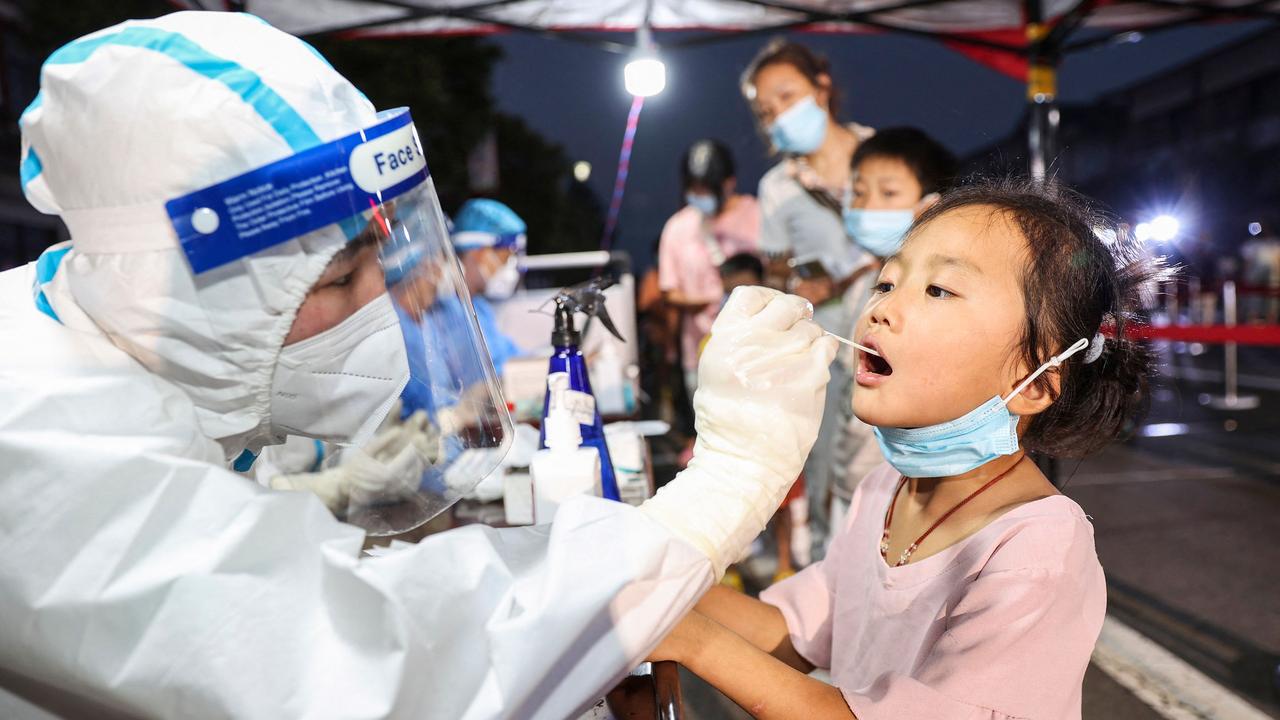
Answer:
[968, 26, 1280, 278]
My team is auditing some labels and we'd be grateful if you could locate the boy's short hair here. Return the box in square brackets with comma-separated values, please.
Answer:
[719, 252, 764, 281]
[851, 127, 958, 197]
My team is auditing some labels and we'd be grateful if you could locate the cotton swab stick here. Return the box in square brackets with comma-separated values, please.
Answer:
[826, 332, 880, 356]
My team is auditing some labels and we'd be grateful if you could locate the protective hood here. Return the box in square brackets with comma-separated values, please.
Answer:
[19, 12, 377, 459]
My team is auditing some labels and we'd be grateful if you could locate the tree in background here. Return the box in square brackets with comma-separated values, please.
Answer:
[309, 34, 500, 214]
[494, 113, 604, 256]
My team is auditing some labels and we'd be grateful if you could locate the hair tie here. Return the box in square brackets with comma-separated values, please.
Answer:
[1083, 333, 1105, 364]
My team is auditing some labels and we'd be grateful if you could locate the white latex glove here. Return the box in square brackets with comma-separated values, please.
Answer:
[639, 286, 837, 577]
[271, 402, 440, 513]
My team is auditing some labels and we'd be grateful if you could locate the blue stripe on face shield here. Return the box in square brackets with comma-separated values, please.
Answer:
[38, 26, 321, 154]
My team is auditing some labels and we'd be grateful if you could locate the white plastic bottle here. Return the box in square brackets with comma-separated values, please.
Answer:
[531, 397, 602, 525]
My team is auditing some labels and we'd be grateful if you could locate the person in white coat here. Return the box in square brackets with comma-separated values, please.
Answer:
[0, 12, 837, 719]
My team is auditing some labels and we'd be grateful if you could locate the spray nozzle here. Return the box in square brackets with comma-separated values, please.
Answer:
[552, 277, 625, 346]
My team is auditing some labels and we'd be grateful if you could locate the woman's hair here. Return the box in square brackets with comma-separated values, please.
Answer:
[852, 127, 958, 197]
[740, 38, 840, 120]
[908, 177, 1171, 458]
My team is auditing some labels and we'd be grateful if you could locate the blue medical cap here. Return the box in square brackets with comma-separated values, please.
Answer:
[451, 199, 527, 252]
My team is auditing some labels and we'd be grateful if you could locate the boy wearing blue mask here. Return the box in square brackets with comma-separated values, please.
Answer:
[844, 127, 957, 259]
[828, 128, 959, 534]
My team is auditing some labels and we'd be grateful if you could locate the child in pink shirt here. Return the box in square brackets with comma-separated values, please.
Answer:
[649, 178, 1166, 719]
[658, 139, 760, 397]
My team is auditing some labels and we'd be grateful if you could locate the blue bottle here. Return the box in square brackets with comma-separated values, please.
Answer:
[540, 282, 622, 501]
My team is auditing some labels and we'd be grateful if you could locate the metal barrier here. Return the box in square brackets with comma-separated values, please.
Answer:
[1132, 279, 1279, 411]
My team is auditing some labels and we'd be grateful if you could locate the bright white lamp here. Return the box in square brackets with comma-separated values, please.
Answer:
[1150, 214, 1180, 242]
[624, 56, 665, 97]
[624, 25, 665, 98]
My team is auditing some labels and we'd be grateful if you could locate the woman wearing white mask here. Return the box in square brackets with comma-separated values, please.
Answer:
[742, 39, 876, 562]
[657, 138, 760, 398]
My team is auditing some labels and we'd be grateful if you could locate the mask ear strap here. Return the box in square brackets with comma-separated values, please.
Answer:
[1000, 337, 1090, 406]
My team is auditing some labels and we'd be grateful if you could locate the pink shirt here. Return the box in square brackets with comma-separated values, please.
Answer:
[761, 463, 1106, 720]
[657, 197, 760, 370]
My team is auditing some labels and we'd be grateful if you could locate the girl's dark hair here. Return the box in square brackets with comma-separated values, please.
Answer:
[852, 127, 958, 197]
[741, 38, 840, 120]
[909, 177, 1171, 458]
[680, 139, 736, 207]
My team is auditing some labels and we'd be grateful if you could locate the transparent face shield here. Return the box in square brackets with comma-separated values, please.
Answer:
[167, 108, 513, 535]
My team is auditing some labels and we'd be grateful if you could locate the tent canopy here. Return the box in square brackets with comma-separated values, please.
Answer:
[181, 0, 1276, 180]
[182, 0, 1279, 79]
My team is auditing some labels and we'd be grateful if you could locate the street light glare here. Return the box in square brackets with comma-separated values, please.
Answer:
[573, 161, 591, 183]
[624, 57, 666, 97]
[1134, 222, 1152, 242]
[1248, 222, 1263, 236]
[1150, 214, 1180, 242]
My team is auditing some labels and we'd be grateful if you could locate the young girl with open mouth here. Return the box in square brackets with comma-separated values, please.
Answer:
[649, 178, 1166, 720]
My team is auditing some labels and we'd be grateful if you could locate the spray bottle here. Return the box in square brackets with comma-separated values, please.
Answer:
[540, 277, 623, 500]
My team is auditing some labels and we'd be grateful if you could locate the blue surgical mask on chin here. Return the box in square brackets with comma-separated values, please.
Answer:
[873, 337, 1090, 477]
[768, 95, 829, 155]
[843, 208, 915, 257]
[685, 192, 718, 216]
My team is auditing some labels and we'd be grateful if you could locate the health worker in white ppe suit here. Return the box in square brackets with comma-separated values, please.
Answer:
[0, 12, 837, 720]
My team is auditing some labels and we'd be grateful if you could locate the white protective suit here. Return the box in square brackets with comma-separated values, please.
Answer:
[0, 12, 837, 720]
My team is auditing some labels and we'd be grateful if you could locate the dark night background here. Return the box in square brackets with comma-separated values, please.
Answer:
[485, 21, 1272, 271]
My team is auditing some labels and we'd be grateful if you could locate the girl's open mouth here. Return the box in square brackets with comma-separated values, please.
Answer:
[856, 337, 893, 386]
[864, 353, 892, 376]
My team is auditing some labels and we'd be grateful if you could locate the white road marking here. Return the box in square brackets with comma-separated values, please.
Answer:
[1092, 615, 1272, 720]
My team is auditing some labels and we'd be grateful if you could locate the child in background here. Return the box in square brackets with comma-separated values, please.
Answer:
[828, 127, 959, 535]
[843, 126, 957, 260]
[658, 139, 760, 400]
[650, 178, 1165, 720]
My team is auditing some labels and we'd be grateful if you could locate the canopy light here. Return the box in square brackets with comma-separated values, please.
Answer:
[624, 56, 665, 97]
[624, 24, 665, 98]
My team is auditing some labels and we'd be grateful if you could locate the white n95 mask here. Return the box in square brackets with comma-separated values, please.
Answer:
[271, 293, 410, 445]
[483, 255, 521, 300]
